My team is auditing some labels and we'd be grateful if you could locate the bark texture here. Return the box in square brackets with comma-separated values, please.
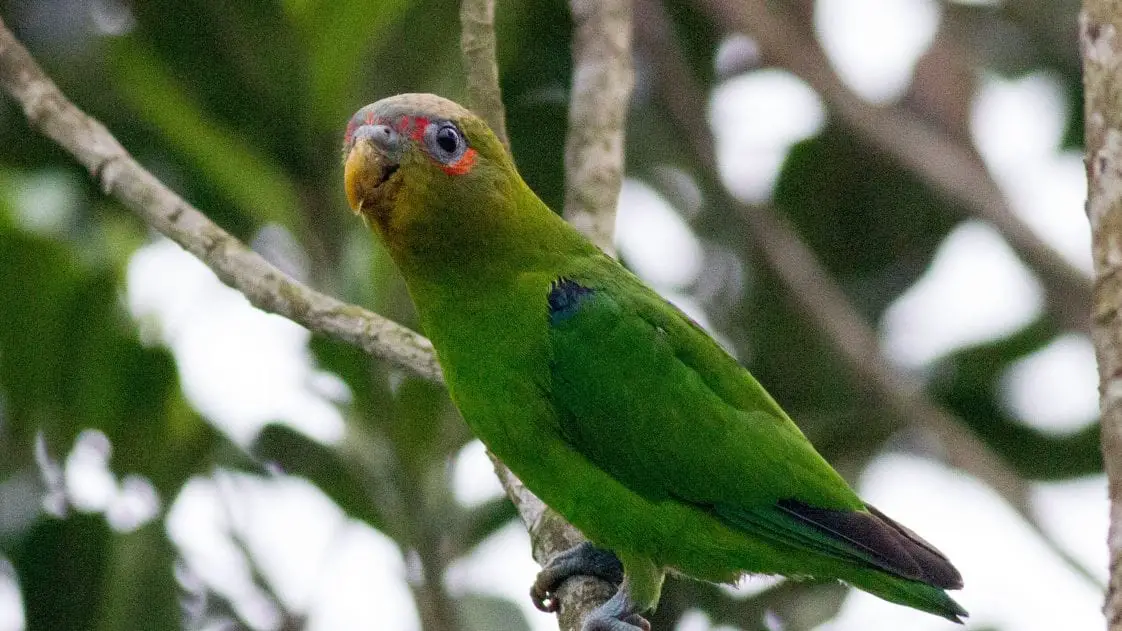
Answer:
[562, 0, 634, 255]
[1082, 3, 1122, 628]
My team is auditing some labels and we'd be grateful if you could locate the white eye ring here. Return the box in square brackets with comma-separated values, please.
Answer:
[424, 122, 468, 165]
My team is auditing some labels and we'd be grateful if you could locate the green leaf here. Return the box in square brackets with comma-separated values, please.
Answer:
[0, 230, 82, 449]
[0, 223, 218, 495]
[95, 523, 180, 631]
[252, 423, 386, 531]
[108, 39, 303, 231]
[456, 498, 517, 556]
[284, 0, 413, 131]
[775, 124, 960, 316]
[10, 514, 111, 631]
[933, 321, 1103, 479]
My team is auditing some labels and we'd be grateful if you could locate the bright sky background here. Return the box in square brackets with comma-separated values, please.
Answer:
[0, 1, 1106, 630]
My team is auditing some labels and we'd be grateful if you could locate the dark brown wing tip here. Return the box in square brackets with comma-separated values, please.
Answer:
[865, 504, 964, 590]
[776, 499, 963, 590]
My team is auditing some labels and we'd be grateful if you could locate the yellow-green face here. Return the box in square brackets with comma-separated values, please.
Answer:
[342, 93, 544, 278]
[342, 93, 485, 229]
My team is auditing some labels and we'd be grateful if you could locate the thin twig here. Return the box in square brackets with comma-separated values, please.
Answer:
[636, 0, 1103, 589]
[562, 0, 635, 255]
[1079, 4, 1122, 627]
[696, 0, 1092, 334]
[0, 17, 440, 384]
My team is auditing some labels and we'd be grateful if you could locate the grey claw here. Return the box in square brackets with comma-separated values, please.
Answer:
[532, 542, 624, 613]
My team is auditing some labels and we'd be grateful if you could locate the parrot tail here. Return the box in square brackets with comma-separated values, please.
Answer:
[842, 567, 968, 623]
[773, 499, 967, 622]
[711, 498, 966, 620]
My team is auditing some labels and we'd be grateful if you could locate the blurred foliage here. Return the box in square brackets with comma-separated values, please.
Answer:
[0, 0, 1098, 630]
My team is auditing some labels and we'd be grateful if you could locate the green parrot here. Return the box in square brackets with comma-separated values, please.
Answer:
[342, 93, 965, 630]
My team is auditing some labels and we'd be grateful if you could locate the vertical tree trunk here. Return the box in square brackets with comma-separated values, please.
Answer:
[1081, 3, 1122, 629]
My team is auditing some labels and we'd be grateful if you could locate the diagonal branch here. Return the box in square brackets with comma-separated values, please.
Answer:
[695, 0, 1092, 334]
[0, 17, 440, 384]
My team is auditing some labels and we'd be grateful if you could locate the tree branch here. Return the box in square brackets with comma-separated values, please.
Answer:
[0, 17, 440, 385]
[696, 0, 1092, 334]
[1079, 3, 1122, 628]
[561, 0, 635, 255]
[0, 10, 633, 631]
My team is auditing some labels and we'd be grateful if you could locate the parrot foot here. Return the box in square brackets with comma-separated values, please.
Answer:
[581, 579, 651, 631]
[531, 542, 624, 613]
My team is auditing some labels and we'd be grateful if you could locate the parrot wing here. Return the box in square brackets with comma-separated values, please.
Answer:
[544, 269, 961, 589]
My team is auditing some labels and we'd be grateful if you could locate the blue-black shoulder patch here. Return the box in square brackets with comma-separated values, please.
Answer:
[547, 278, 594, 325]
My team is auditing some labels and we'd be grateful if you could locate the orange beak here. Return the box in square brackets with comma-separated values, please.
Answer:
[344, 139, 388, 215]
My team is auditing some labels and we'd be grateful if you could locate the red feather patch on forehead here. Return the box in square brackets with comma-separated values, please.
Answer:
[343, 107, 378, 146]
[344, 118, 358, 146]
[410, 117, 430, 141]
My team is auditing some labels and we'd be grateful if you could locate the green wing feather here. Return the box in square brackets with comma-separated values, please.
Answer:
[546, 263, 861, 511]
[545, 260, 962, 592]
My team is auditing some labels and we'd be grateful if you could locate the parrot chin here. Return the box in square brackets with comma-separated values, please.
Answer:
[344, 140, 399, 220]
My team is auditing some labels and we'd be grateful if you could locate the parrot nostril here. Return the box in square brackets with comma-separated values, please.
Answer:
[372, 124, 394, 143]
[354, 124, 401, 153]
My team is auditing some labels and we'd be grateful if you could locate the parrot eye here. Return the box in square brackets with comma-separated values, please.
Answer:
[436, 127, 459, 152]
[424, 122, 468, 165]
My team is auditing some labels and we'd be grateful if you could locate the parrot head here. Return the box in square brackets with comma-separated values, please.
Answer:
[342, 94, 520, 269]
